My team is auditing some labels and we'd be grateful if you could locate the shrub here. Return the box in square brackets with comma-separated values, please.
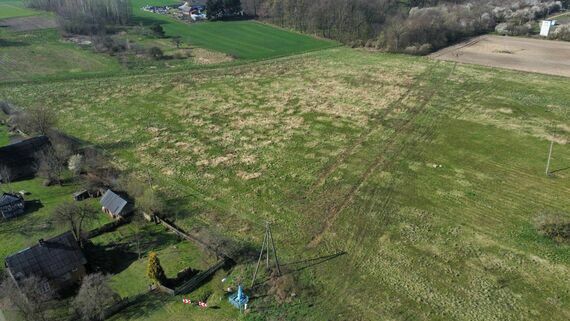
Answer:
[550, 25, 570, 41]
[147, 252, 166, 285]
[150, 24, 165, 38]
[148, 47, 164, 60]
[535, 212, 570, 243]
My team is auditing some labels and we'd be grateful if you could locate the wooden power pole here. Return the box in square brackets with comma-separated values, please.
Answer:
[251, 222, 282, 288]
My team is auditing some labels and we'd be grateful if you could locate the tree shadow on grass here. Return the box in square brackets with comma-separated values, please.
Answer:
[0, 39, 29, 47]
[116, 291, 170, 321]
[550, 166, 570, 174]
[96, 140, 135, 152]
[84, 242, 138, 274]
[23, 199, 43, 215]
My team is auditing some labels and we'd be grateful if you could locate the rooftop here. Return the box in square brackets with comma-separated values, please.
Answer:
[5, 231, 86, 281]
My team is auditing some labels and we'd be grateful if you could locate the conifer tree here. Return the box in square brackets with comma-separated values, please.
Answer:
[147, 251, 166, 285]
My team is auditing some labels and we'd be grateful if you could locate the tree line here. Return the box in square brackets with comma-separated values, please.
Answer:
[242, 0, 567, 54]
[24, 0, 131, 34]
[206, 0, 243, 20]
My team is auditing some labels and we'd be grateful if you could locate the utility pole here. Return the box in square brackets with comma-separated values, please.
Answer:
[545, 140, 554, 176]
[251, 221, 282, 288]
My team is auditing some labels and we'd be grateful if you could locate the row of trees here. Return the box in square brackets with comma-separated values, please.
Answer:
[245, 0, 567, 53]
[24, 0, 131, 34]
[206, 0, 243, 20]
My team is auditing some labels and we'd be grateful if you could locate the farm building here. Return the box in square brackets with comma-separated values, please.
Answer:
[0, 193, 25, 219]
[5, 231, 87, 293]
[100, 189, 132, 219]
[179, 1, 207, 20]
[0, 135, 50, 181]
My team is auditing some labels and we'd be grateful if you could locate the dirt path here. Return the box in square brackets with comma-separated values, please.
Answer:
[306, 63, 440, 196]
[430, 35, 570, 77]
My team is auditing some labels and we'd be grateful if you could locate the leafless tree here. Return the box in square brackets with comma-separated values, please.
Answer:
[0, 274, 55, 321]
[137, 189, 166, 216]
[130, 213, 146, 259]
[35, 147, 65, 186]
[0, 165, 13, 192]
[72, 273, 119, 321]
[53, 201, 98, 246]
[13, 106, 57, 136]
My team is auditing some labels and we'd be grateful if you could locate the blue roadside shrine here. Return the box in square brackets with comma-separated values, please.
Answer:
[229, 285, 249, 310]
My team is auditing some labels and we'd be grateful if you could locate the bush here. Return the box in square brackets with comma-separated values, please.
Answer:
[535, 212, 570, 243]
[148, 47, 164, 60]
[403, 43, 432, 55]
[93, 36, 127, 54]
[550, 25, 570, 41]
[150, 24, 165, 38]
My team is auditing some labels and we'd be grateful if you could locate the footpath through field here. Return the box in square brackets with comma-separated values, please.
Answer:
[305, 61, 457, 247]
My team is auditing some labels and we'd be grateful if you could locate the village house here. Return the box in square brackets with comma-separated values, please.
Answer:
[100, 189, 132, 219]
[0, 135, 50, 181]
[178, 1, 207, 20]
[0, 193, 25, 219]
[5, 231, 87, 293]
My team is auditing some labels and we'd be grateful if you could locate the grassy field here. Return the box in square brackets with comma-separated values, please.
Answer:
[1, 48, 568, 320]
[0, 126, 8, 145]
[0, 28, 122, 82]
[0, 0, 39, 19]
[0, 0, 336, 83]
[130, 0, 338, 59]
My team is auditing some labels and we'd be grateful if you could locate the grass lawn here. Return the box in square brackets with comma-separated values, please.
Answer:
[1, 48, 569, 320]
[0, 126, 8, 146]
[0, 177, 112, 271]
[130, 0, 338, 60]
[0, 1, 39, 20]
[0, 29, 122, 83]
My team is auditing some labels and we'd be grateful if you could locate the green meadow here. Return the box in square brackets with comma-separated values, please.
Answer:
[130, 0, 338, 59]
[0, 0, 39, 19]
[1, 47, 568, 320]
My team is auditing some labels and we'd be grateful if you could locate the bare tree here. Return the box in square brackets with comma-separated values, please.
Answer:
[0, 275, 55, 321]
[0, 165, 13, 192]
[131, 213, 146, 259]
[137, 189, 166, 216]
[68, 154, 84, 176]
[53, 202, 98, 246]
[35, 147, 65, 186]
[13, 106, 57, 136]
[73, 273, 119, 321]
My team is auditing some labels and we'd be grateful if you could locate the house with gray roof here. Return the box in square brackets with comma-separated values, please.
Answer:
[5, 231, 87, 293]
[100, 189, 132, 219]
[0, 193, 25, 219]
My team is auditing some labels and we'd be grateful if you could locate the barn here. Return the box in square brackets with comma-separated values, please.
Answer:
[100, 189, 133, 219]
